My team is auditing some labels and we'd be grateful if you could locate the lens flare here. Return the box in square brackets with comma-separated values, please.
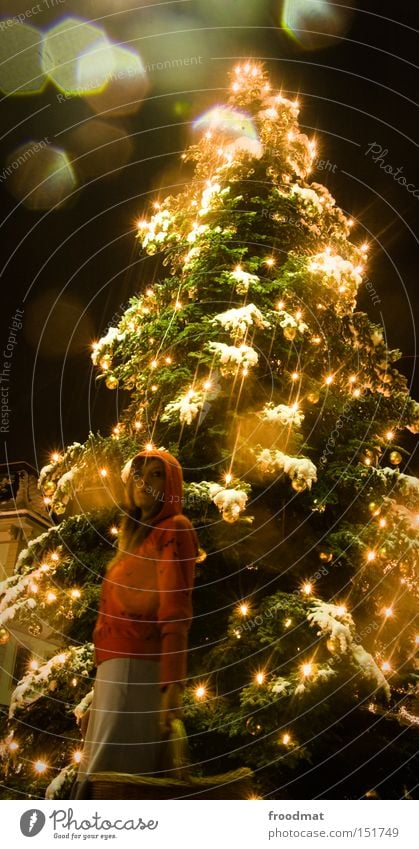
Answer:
[6, 142, 77, 210]
[194, 106, 258, 141]
[0, 20, 46, 95]
[280, 0, 356, 51]
[85, 45, 148, 117]
[42, 17, 115, 96]
[67, 120, 134, 181]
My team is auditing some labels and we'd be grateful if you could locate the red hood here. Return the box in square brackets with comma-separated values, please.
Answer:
[128, 449, 184, 525]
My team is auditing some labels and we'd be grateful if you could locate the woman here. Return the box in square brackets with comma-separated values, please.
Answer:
[71, 448, 198, 798]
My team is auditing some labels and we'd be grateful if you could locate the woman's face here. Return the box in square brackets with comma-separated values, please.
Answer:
[130, 458, 166, 518]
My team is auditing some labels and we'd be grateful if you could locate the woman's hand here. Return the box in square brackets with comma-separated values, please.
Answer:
[159, 683, 183, 735]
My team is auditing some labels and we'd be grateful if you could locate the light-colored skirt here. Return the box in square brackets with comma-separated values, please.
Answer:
[71, 658, 166, 798]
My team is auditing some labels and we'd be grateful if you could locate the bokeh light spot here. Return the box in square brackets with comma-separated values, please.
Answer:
[194, 106, 258, 141]
[6, 142, 77, 210]
[42, 16, 115, 95]
[0, 20, 46, 95]
[67, 120, 134, 181]
[85, 45, 148, 117]
[280, 0, 356, 51]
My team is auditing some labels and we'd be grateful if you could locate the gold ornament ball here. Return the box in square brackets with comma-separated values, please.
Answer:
[307, 391, 320, 404]
[368, 502, 377, 512]
[319, 551, 333, 562]
[246, 717, 263, 736]
[105, 375, 119, 390]
[291, 478, 307, 492]
[389, 450, 402, 465]
[283, 325, 297, 341]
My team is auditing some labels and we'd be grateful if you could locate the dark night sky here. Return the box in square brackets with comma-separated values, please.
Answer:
[0, 0, 417, 474]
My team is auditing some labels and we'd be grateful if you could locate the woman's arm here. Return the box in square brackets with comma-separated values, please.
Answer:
[157, 515, 198, 689]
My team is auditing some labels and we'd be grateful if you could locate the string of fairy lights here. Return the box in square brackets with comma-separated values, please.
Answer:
[1, 62, 417, 786]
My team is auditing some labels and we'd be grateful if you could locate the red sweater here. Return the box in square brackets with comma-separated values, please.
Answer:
[93, 514, 197, 687]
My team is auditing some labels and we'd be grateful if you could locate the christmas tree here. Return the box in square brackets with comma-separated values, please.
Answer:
[1, 64, 418, 800]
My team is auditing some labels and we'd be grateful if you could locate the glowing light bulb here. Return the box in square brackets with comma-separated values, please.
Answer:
[57, 654, 66, 664]
[134, 421, 142, 431]
[50, 552, 59, 562]
[242, 367, 249, 376]
[381, 661, 391, 673]
[415, 635, 419, 645]
[29, 582, 38, 593]
[312, 336, 321, 345]
[336, 605, 347, 616]
[265, 257, 275, 267]
[384, 607, 393, 618]
[51, 452, 60, 463]
[385, 430, 394, 441]
[284, 618, 292, 628]
[165, 356, 172, 365]
[8, 741, 18, 752]
[29, 660, 39, 671]
[145, 442, 154, 452]
[255, 672, 265, 685]
[225, 472, 233, 484]
[34, 760, 48, 774]
[302, 582, 312, 595]
[366, 551, 376, 562]
[110, 526, 119, 536]
[151, 384, 158, 392]
[203, 380, 212, 391]
[152, 202, 161, 210]
[291, 371, 299, 381]
[73, 751, 82, 764]
[70, 589, 81, 600]
[295, 310, 302, 320]
[324, 374, 334, 386]
[349, 375, 357, 384]
[150, 359, 158, 369]
[43, 497, 52, 506]
[282, 733, 291, 745]
[146, 288, 154, 297]
[46, 591, 57, 603]
[72, 678, 78, 686]
[40, 563, 49, 572]
[379, 518, 387, 528]
[276, 300, 285, 310]
[353, 388, 361, 398]
[174, 300, 182, 310]
[301, 663, 313, 678]
[100, 468, 108, 478]
[238, 603, 249, 617]
[195, 685, 206, 700]
[361, 242, 369, 252]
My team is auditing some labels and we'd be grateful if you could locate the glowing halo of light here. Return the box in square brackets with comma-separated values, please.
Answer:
[0, 20, 46, 95]
[42, 16, 115, 96]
